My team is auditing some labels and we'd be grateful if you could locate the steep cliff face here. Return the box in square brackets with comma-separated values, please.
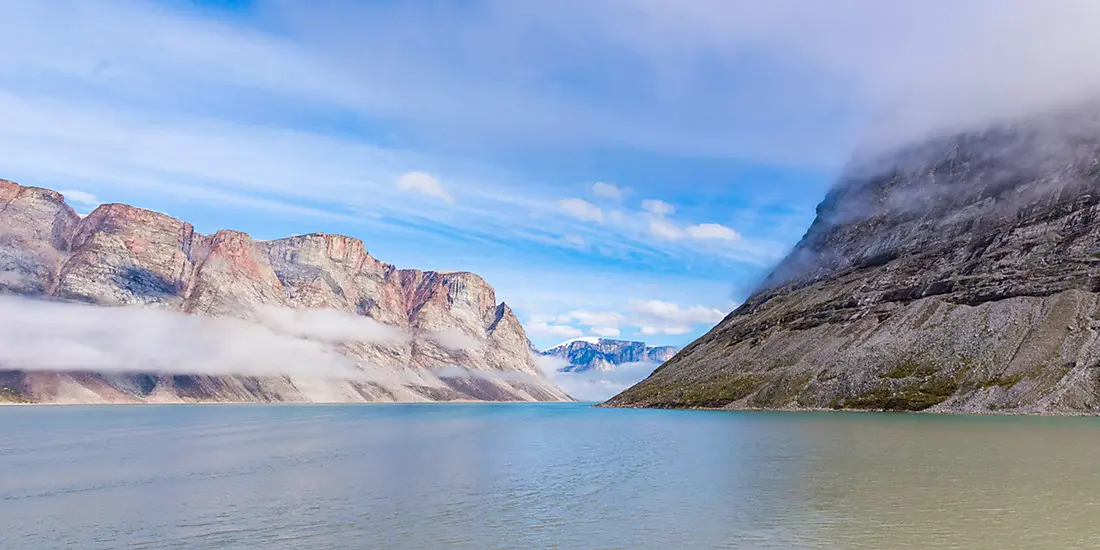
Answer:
[0, 179, 570, 404]
[608, 104, 1100, 414]
[543, 338, 677, 372]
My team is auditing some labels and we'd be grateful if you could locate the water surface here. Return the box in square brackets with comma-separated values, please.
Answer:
[2, 403, 1099, 549]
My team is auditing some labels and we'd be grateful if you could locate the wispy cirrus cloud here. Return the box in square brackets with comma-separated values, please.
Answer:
[526, 321, 585, 340]
[557, 198, 604, 224]
[0, 88, 786, 273]
[10, 0, 1096, 354]
[258, 0, 1100, 160]
[0, 0, 808, 296]
[687, 223, 741, 241]
[526, 299, 729, 345]
[6, 1, 1100, 189]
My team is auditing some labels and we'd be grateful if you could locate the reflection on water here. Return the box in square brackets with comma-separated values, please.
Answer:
[1, 404, 1099, 549]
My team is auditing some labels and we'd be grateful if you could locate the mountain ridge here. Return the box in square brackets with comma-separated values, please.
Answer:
[0, 179, 571, 404]
[542, 338, 677, 373]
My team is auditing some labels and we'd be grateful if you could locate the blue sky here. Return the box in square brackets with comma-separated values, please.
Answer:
[2, 0, 1090, 350]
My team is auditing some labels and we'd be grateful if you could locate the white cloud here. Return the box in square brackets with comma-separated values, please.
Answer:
[563, 309, 624, 329]
[641, 325, 692, 336]
[58, 189, 100, 209]
[527, 309, 625, 341]
[629, 299, 726, 326]
[687, 223, 742, 241]
[557, 198, 604, 223]
[591, 182, 623, 201]
[527, 321, 584, 339]
[648, 218, 685, 240]
[396, 171, 453, 203]
[528, 298, 728, 345]
[534, 354, 571, 377]
[590, 326, 621, 338]
[641, 199, 687, 240]
[426, 328, 482, 351]
[641, 199, 675, 217]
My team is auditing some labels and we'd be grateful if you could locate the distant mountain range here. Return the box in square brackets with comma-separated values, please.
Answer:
[542, 337, 677, 372]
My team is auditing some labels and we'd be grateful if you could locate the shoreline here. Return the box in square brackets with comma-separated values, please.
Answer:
[7, 399, 1099, 416]
[0, 399, 584, 407]
[596, 402, 1100, 417]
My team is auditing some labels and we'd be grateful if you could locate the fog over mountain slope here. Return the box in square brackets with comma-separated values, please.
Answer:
[0, 179, 570, 404]
[608, 101, 1100, 413]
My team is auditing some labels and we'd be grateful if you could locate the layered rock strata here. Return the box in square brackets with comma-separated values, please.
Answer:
[0, 179, 570, 404]
[608, 105, 1100, 414]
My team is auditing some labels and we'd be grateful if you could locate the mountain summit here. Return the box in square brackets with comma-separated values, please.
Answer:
[608, 102, 1100, 414]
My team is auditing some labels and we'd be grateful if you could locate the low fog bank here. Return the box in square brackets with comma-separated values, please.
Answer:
[0, 295, 541, 388]
[536, 355, 661, 402]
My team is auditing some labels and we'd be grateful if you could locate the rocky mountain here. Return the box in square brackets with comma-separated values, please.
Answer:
[542, 337, 677, 372]
[607, 102, 1100, 414]
[0, 179, 571, 404]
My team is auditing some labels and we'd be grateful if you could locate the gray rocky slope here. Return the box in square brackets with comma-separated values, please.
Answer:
[607, 103, 1100, 413]
[542, 338, 677, 372]
[0, 179, 570, 404]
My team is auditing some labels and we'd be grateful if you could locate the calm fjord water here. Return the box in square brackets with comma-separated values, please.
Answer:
[2, 404, 1100, 549]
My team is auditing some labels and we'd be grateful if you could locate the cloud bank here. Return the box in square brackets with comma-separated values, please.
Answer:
[426, 328, 482, 351]
[254, 306, 409, 345]
[260, 0, 1100, 161]
[536, 355, 661, 402]
[0, 296, 516, 388]
[0, 296, 373, 381]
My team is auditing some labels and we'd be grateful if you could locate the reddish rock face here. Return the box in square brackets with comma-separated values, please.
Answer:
[60, 203, 195, 306]
[0, 180, 80, 294]
[0, 180, 570, 404]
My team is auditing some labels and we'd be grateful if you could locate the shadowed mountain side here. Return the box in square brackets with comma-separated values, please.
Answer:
[607, 103, 1100, 414]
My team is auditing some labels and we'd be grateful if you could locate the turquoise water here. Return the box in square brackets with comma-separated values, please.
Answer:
[2, 403, 1100, 549]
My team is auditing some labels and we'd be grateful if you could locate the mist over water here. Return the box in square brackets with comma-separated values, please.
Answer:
[2, 404, 1100, 549]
